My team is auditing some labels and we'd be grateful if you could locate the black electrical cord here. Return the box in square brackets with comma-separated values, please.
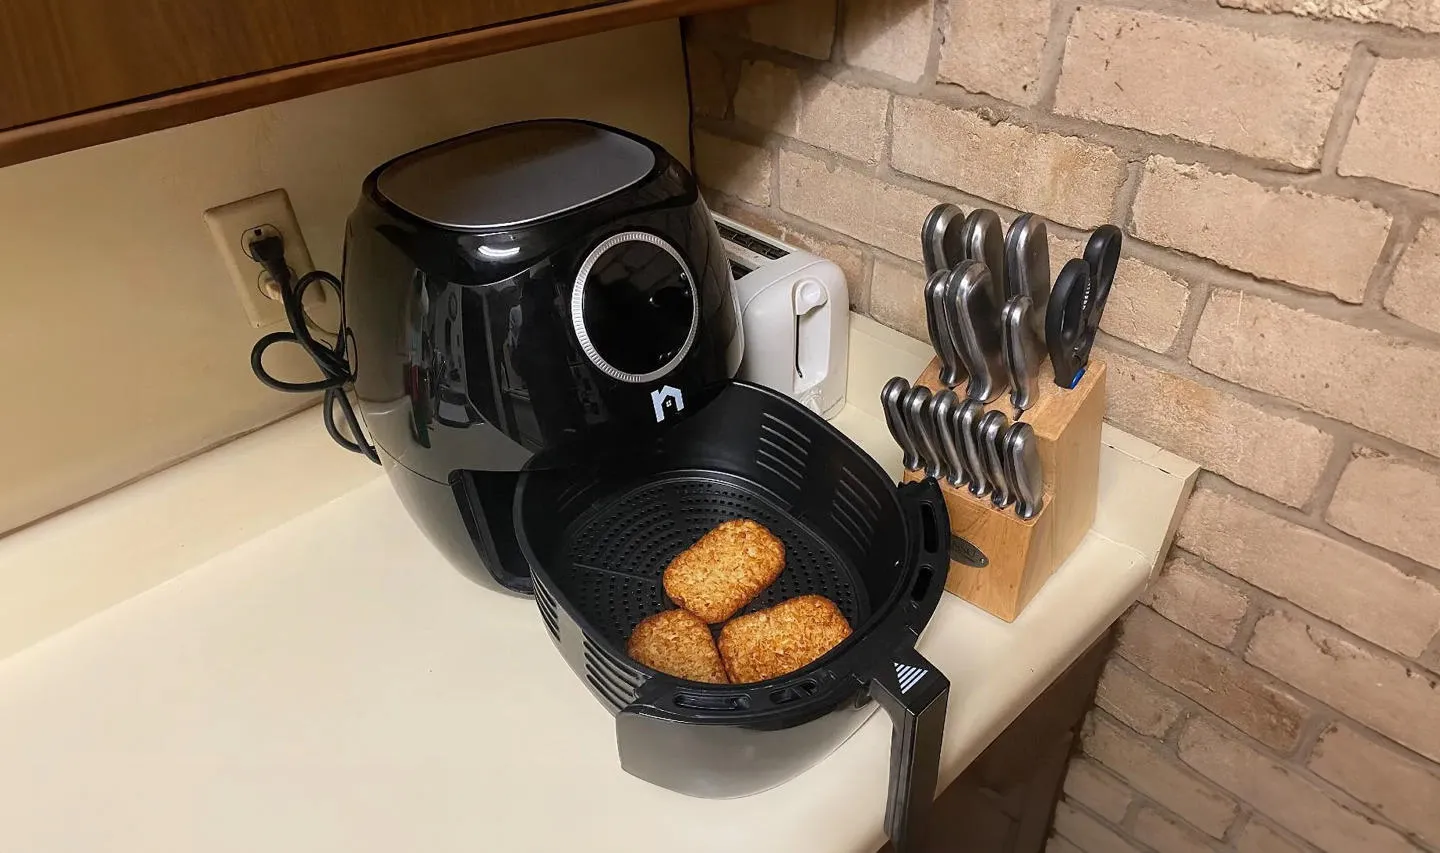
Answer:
[247, 232, 380, 464]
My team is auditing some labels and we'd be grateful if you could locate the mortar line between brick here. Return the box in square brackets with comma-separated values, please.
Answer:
[1085, 706, 1251, 832]
[1077, 0, 1440, 53]
[705, 26, 1440, 214]
[1226, 594, 1266, 657]
[1098, 326, 1440, 474]
[1119, 605, 1323, 752]
[1320, 45, 1377, 177]
[1112, 662, 1431, 848]
[1320, 701, 1440, 781]
[1138, 798, 1236, 847]
[1182, 460, 1440, 592]
[1299, 439, 1354, 520]
[1223, 810, 1254, 847]
[1244, 813, 1326, 853]
[1061, 792, 1161, 853]
[921, 0, 943, 88]
[1235, 576, 1440, 695]
[1034, 0, 1079, 112]
[1099, 654, 1197, 745]
[1363, 210, 1421, 310]
[1160, 549, 1263, 656]
[765, 132, 782, 212]
[1422, 634, 1440, 673]
[1164, 278, 1210, 361]
[1111, 159, 1144, 228]
[857, 253, 875, 315]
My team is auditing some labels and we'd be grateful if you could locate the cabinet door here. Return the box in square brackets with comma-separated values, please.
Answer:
[0, 0, 602, 130]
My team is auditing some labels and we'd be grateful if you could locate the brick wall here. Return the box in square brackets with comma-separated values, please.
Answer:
[681, 1, 1440, 850]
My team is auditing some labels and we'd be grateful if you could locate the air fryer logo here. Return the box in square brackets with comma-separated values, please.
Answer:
[894, 662, 929, 694]
[651, 386, 685, 422]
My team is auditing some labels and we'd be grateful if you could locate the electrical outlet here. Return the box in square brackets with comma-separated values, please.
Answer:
[204, 189, 317, 328]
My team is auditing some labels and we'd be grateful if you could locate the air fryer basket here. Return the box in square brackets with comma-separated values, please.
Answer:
[513, 381, 950, 851]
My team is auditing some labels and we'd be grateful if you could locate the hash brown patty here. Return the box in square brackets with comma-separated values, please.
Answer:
[626, 609, 729, 684]
[663, 519, 785, 624]
[718, 595, 852, 683]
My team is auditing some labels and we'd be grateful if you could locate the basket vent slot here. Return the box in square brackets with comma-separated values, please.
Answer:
[756, 413, 810, 490]
[534, 578, 561, 641]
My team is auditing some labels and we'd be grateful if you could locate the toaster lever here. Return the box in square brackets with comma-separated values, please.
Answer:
[793, 278, 831, 395]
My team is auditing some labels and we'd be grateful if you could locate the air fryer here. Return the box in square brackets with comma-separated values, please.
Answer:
[514, 382, 950, 851]
[321, 120, 951, 851]
[342, 119, 743, 593]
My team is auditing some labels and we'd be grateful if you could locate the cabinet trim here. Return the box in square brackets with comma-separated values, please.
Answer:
[0, 0, 749, 169]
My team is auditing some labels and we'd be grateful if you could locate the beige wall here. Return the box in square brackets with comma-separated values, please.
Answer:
[686, 1, 1440, 851]
[0, 21, 689, 535]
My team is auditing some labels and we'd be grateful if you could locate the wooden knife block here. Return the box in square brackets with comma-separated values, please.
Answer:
[901, 356, 1106, 621]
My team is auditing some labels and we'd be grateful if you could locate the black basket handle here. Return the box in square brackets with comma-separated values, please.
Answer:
[869, 646, 949, 852]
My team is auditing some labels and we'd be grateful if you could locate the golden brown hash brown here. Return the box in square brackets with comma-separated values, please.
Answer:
[626, 609, 729, 684]
[662, 518, 785, 623]
[718, 595, 852, 684]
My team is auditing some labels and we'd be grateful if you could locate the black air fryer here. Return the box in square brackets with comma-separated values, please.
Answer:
[339, 119, 951, 851]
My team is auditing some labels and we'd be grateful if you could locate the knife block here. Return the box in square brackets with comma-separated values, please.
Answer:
[901, 355, 1106, 621]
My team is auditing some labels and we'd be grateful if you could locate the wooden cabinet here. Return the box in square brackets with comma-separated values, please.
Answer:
[0, 0, 756, 167]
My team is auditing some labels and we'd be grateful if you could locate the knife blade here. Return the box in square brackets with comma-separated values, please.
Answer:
[959, 208, 1006, 309]
[926, 269, 964, 387]
[921, 203, 965, 278]
[1000, 295, 1041, 415]
[881, 376, 921, 471]
[931, 388, 967, 488]
[1004, 421, 1044, 520]
[956, 398, 990, 498]
[978, 410, 1012, 509]
[903, 385, 943, 480]
[1004, 213, 1051, 344]
[945, 260, 1006, 403]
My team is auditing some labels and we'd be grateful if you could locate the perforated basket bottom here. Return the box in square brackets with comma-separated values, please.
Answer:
[559, 471, 869, 645]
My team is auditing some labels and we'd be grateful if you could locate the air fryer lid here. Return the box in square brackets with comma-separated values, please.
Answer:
[374, 119, 656, 229]
[514, 382, 950, 851]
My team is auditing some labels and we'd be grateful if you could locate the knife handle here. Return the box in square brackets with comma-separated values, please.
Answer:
[960, 208, 1006, 311]
[931, 389, 968, 488]
[1005, 214, 1051, 345]
[1000, 295, 1040, 414]
[904, 386, 944, 480]
[978, 410, 1012, 509]
[926, 269, 963, 387]
[922, 203, 964, 278]
[1004, 421, 1044, 520]
[881, 377, 921, 471]
[947, 261, 1006, 404]
[956, 399, 990, 498]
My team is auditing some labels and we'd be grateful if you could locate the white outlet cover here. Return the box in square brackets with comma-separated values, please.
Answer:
[204, 189, 317, 328]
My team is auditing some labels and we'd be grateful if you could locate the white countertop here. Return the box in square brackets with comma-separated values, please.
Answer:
[0, 316, 1196, 853]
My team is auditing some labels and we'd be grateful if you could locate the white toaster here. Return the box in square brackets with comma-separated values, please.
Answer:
[714, 213, 849, 420]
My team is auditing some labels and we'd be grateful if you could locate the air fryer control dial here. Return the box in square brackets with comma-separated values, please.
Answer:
[571, 231, 699, 384]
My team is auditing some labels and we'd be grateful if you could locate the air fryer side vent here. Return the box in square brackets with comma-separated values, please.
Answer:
[534, 578, 561, 641]
[584, 638, 644, 710]
[756, 413, 810, 491]
[832, 465, 881, 553]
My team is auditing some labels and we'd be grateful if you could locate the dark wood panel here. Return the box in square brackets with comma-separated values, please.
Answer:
[0, 0, 596, 128]
[882, 633, 1114, 853]
[0, 0, 761, 169]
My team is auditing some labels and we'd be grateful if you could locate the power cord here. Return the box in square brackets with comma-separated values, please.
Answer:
[246, 229, 380, 464]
